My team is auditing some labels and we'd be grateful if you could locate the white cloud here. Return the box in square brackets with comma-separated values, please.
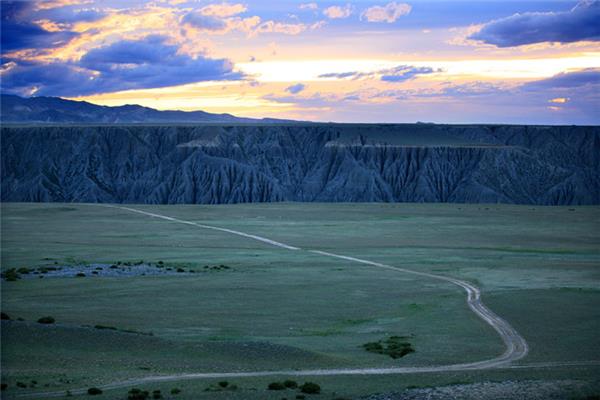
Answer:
[360, 2, 411, 23]
[299, 2, 318, 10]
[323, 4, 353, 19]
[200, 2, 247, 17]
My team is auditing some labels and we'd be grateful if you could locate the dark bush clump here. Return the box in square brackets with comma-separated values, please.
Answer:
[87, 387, 103, 395]
[283, 380, 298, 389]
[363, 336, 414, 359]
[75, 273, 86, 277]
[94, 325, 117, 330]
[1, 312, 10, 320]
[17, 267, 31, 274]
[268, 382, 286, 391]
[16, 382, 27, 388]
[300, 382, 321, 394]
[176, 268, 185, 273]
[128, 388, 149, 400]
[170, 388, 181, 395]
[37, 316, 55, 324]
[109, 265, 118, 269]
[296, 395, 306, 399]
[218, 381, 228, 388]
[3, 269, 20, 281]
[1, 383, 7, 391]
[152, 389, 162, 399]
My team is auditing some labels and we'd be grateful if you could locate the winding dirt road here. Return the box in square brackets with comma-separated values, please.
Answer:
[19, 204, 531, 397]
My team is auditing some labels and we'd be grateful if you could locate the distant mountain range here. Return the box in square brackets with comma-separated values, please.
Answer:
[0, 94, 291, 124]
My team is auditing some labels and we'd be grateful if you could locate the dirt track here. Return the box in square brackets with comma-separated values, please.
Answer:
[19, 204, 531, 397]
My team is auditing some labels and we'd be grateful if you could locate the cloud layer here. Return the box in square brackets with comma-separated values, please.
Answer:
[360, 2, 411, 23]
[2, 35, 242, 96]
[470, 0, 600, 47]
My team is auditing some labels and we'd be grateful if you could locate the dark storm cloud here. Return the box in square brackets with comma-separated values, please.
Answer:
[469, 0, 600, 47]
[1, 1, 78, 52]
[1, 35, 244, 97]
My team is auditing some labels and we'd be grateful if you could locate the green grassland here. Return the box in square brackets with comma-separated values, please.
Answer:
[1, 202, 599, 399]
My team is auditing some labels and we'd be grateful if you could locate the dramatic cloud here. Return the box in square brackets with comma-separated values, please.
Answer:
[1, 2, 78, 52]
[285, 83, 306, 94]
[323, 4, 353, 19]
[318, 65, 437, 82]
[2, 35, 243, 96]
[520, 68, 600, 90]
[469, 0, 600, 47]
[360, 2, 411, 23]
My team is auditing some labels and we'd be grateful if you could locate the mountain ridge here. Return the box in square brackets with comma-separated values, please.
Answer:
[0, 94, 293, 124]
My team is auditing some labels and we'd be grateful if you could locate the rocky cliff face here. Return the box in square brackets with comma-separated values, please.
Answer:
[2, 124, 599, 205]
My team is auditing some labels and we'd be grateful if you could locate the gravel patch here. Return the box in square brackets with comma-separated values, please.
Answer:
[362, 380, 597, 400]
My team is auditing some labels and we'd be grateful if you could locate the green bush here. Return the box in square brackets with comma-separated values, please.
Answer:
[87, 387, 103, 395]
[94, 325, 117, 330]
[283, 380, 298, 389]
[1, 312, 10, 320]
[75, 272, 86, 277]
[17, 267, 31, 274]
[152, 389, 162, 399]
[37, 316, 55, 324]
[176, 268, 185, 273]
[16, 382, 27, 388]
[1, 383, 7, 391]
[296, 396, 305, 400]
[268, 382, 286, 390]
[170, 388, 181, 395]
[128, 388, 149, 400]
[363, 336, 414, 359]
[3, 269, 20, 281]
[300, 382, 321, 394]
[218, 381, 229, 388]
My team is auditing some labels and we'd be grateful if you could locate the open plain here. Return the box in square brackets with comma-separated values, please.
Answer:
[1, 202, 599, 399]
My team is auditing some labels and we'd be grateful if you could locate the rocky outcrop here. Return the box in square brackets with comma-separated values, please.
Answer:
[2, 124, 599, 205]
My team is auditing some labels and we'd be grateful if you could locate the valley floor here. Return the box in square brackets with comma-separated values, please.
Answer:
[1, 202, 599, 399]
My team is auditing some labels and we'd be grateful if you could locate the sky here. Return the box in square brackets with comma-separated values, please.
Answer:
[1, 0, 599, 124]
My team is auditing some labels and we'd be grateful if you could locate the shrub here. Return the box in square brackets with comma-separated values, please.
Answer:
[1, 312, 10, 320]
[176, 268, 185, 273]
[87, 387, 103, 395]
[363, 336, 414, 359]
[1, 383, 7, 391]
[94, 325, 117, 330]
[16, 382, 27, 388]
[300, 382, 320, 394]
[37, 316, 55, 324]
[296, 395, 305, 399]
[268, 382, 286, 390]
[75, 273, 86, 277]
[3, 269, 20, 281]
[17, 267, 31, 274]
[218, 381, 228, 388]
[283, 380, 298, 389]
[128, 388, 149, 400]
[152, 389, 162, 399]
[170, 388, 181, 395]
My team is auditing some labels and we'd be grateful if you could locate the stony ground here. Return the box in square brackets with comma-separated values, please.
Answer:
[362, 380, 599, 400]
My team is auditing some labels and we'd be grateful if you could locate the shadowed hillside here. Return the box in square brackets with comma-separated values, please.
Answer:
[2, 124, 599, 204]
